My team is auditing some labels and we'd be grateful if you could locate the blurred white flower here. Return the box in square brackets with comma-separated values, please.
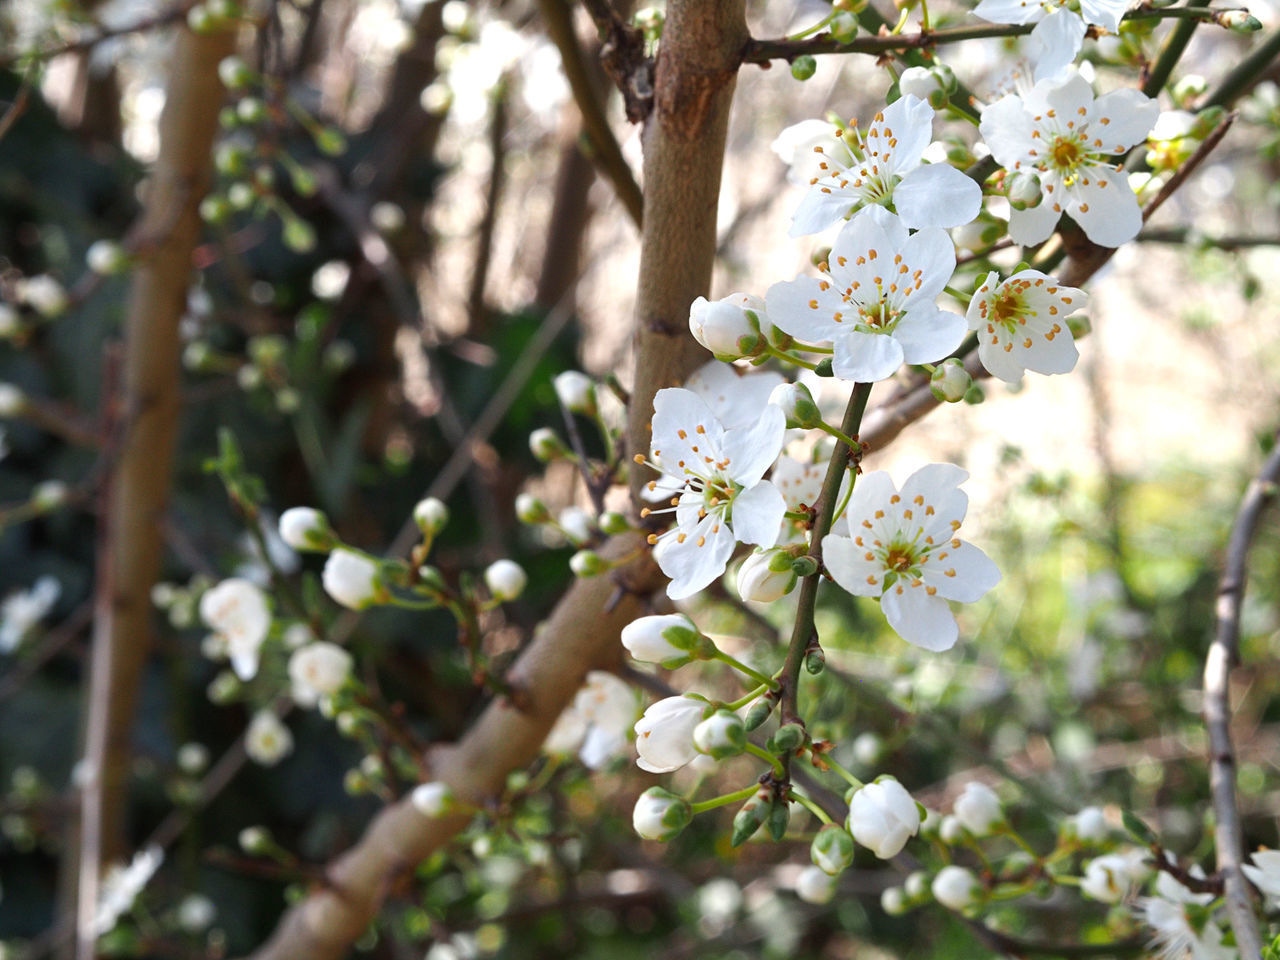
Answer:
[0, 575, 60, 653]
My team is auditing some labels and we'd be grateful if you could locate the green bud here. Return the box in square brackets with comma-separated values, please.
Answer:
[237, 97, 266, 123]
[766, 796, 791, 841]
[790, 55, 818, 81]
[633, 786, 692, 842]
[215, 142, 249, 176]
[791, 555, 819, 577]
[187, 4, 216, 32]
[731, 790, 770, 846]
[963, 383, 985, 405]
[930, 357, 971, 403]
[218, 56, 254, 90]
[570, 549, 607, 577]
[814, 357, 835, 378]
[1066, 313, 1092, 338]
[768, 722, 808, 755]
[238, 825, 272, 854]
[291, 166, 319, 197]
[283, 217, 317, 254]
[417, 565, 447, 592]
[927, 87, 950, 110]
[805, 644, 826, 675]
[744, 694, 777, 731]
[598, 511, 631, 535]
[811, 824, 856, 875]
[529, 428, 567, 461]
[253, 165, 276, 190]
[315, 128, 348, 156]
[1221, 9, 1262, 31]
[199, 194, 232, 225]
[829, 11, 858, 43]
[343, 769, 369, 795]
[218, 106, 240, 129]
[248, 334, 288, 367]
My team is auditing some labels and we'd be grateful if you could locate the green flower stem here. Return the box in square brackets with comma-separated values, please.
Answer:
[744, 742, 787, 776]
[918, 0, 931, 33]
[784, 509, 813, 522]
[831, 466, 857, 525]
[945, 104, 981, 128]
[792, 342, 834, 354]
[944, 284, 972, 306]
[790, 791, 835, 825]
[779, 382, 874, 735]
[711, 649, 780, 691]
[690, 783, 762, 815]
[824, 756, 865, 791]
[998, 823, 1041, 860]
[963, 835, 994, 872]
[1142, 15, 1200, 98]
[724, 684, 769, 711]
[787, 10, 836, 41]
[815, 420, 860, 451]
[764, 344, 820, 370]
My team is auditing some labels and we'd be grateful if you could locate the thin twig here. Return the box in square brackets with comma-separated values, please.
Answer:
[1201, 433, 1280, 959]
[0, 601, 93, 704]
[0, 3, 191, 69]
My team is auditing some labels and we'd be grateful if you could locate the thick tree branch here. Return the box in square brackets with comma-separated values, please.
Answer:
[1201, 436, 1280, 959]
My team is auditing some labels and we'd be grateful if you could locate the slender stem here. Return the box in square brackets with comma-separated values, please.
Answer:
[790, 791, 835, 825]
[765, 344, 819, 370]
[815, 420, 859, 450]
[1142, 15, 1199, 98]
[1200, 433, 1280, 959]
[744, 742, 786, 776]
[779, 383, 873, 727]
[723, 683, 768, 711]
[711, 649, 779, 690]
[824, 756, 864, 790]
[690, 783, 759, 815]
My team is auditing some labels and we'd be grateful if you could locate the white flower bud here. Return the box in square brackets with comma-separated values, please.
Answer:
[218, 55, 254, 89]
[322, 547, 384, 610]
[632, 786, 692, 841]
[553, 371, 597, 415]
[411, 781, 454, 817]
[176, 742, 210, 775]
[811, 824, 856, 875]
[1073, 806, 1109, 843]
[880, 886, 907, 915]
[245, 711, 293, 766]
[282, 623, 312, 649]
[515, 492, 551, 524]
[634, 696, 706, 773]
[177, 894, 216, 933]
[413, 497, 449, 536]
[847, 777, 921, 858]
[86, 240, 128, 275]
[621, 613, 703, 666]
[1006, 171, 1043, 211]
[737, 549, 798, 603]
[953, 782, 1003, 836]
[206, 669, 239, 703]
[1080, 854, 1132, 903]
[0, 383, 26, 417]
[795, 864, 838, 904]
[899, 66, 943, 100]
[852, 732, 883, 766]
[939, 814, 964, 844]
[558, 506, 594, 546]
[929, 358, 971, 403]
[17, 275, 68, 317]
[768, 381, 823, 429]
[484, 559, 527, 601]
[238, 826, 272, 854]
[278, 506, 333, 552]
[692, 710, 746, 759]
[904, 870, 928, 899]
[931, 865, 979, 911]
[688, 293, 763, 359]
[370, 201, 405, 233]
[529, 427, 566, 461]
[32, 480, 69, 511]
[288, 642, 353, 707]
[569, 549, 606, 577]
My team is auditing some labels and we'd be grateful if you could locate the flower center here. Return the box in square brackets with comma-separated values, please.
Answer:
[857, 298, 899, 332]
[1050, 134, 1086, 178]
[883, 544, 919, 573]
[989, 292, 1025, 330]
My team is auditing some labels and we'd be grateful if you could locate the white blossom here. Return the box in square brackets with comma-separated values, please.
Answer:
[633, 695, 708, 773]
[16, 275, 68, 317]
[278, 506, 331, 551]
[322, 548, 384, 610]
[1081, 853, 1136, 903]
[553, 371, 596, 414]
[847, 777, 921, 858]
[953, 781, 1004, 835]
[199, 578, 271, 680]
[779, 97, 981, 236]
[689, 293, 764, 359]
[632, 786, 692, 841]
[484, 559, 527, 601]
[544, 670, 640, 770]
[737, 549, 798, 603]
[980, 71, 1159, 247]
[94, 846, 164, 935]
[968, 269, 1085, 381]
[641, 387, 786, 600]
[932, 865, 980, 911]
[288, 642, 353, 707]
[1242, 849, 1280, 905]
[245, 710, 293, 766]
[822, 464, 1001, 651]
[411, 781, 454, 817]
[795, 864, 839, 904]
[621, 613, 703, 666]
[766, 207, 965, 383]
[1140, 869, 1235, 960]
[681, 360, 783, 431]
[0, 575, 60, 653]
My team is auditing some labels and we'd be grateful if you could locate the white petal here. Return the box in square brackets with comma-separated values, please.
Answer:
[823, 534, 885, 597]
[895, 164, 982, 229]
[899, 463, 969, 503]
[921, 541, 1002, 602]
[721, 405, 785, 487]
[1088, 88, 1160, 151]
[731, 481, 786, 548]
[901, 226, 957, 301]
[1042, 72, 1096, 121]
[833, 330, 905, 382]
[841, 470, 898, 535]
[979, 96, 1038, 169]
[658, 513, 737, 600]
[1069, 172, 1141, 247]
[974, 0, 1045, 23]
[881, 585, 959, 651]
[1079, 0, 1129, 33]
[685, 361, 783, 430]
[789, 186, 855, 237]
[1022, 323, 1079, 375]
[652, 388, 723, 467]
[1029, 10, 1085, 82]
[766, 276, 841, 342]
[875, 95, 933, 172]
[1007, 201, 1060, 246]
[893, 308, 966, 365]
[978, 336, 1031, 382]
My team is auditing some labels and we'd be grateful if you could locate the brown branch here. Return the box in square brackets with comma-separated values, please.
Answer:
[466, 80, 510, 338]
[538, 0, 643, 226]
[74, 22, 235, 959]
[1201, 433, 1280, 959]
[581, 0, 654, 123]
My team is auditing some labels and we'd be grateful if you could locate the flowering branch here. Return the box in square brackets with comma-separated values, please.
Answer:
[1201, 432, 1280, 959]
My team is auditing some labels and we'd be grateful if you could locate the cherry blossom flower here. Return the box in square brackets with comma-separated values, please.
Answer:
[0, 575, 60, 653]
[682, 359, 783, 430]
[245, 710, 293, 766]
[1242, 849, 1280, 905]
[199, 578, 271, 680]
[967, 269, 1085, 380]
[642, 387, 786, 600]
[543, 670, 641, 770]
[94, 846, 164, 935]
[974, 0, 1130, 35]
[1140, 869, 1235, 960]
[288, 641, 353, 707]
[633, 695, 709, 773]
[780, 96, 981, 236]
[847, 777, 920, 858]
[766, 208, 966, 383]
[980, 71, 1159, 247]
[822, 464, 1000, 650]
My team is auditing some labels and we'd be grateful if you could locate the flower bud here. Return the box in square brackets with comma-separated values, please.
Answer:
[805, 644, 826, 675]
[743, 692, 777, 731]
[693, 710, 746, 759]
[278, 507, 335, 552]
[737, 548, 799, 603]
[632, 786, 692, 841]
[1006, 171, 1043, 211]
[238, 826, 272, 854]
[904, 870, 928, 900]
[768, 381, 823, 429]
[411, 781, 455, 818]
[1071, 806, 1109, 843]
[898, 66, 942, 101]
[953, 781, 1003, 836]
[553, 371, 597, 416]
[795, 864, 837, 903]
[245, 710, 293, 766]
[86, 240, 128, 275]
[515, 492, 551, 524]
[177, 742, 210, 775]
[811, 824, 856, 875]
[322, 547, 385, 610]
[206, 670, 240, 704]
[790, 55, 817, 81]
[484, 559, 527, 601]
[768, 722, 808, 755]
[413, 497, 449, 536]
[529, 427, 567, 461]
[929, 357, 971, 403]
[1190, 105, 1227, 139]
[558, 506, 594, 546]
[881, 886, 907, 915]
[17, 275, 68, 318]
[237, 97, 266, 123]
[621, 613, 705, 667]
[829, 11, 858, 43]
[931, 865, 980, 911]
[1172, 74, 1208, 105]
[283, 217, 317, 254]
[767, 795, 791, 841]
[0, 384, 26, 417]
[939, 814, 964, 844]
[570, 549, 607, 577]
[1221, 9, 1262, 31]
[288, 642, 353, 707]
[1079, 854, 1130, 903]
[200, 194, 232, 225]
[598, 510, 631, 535]
[852, 732, 882, 766]
[688, 294, 763, 360]
[32, 480, 69, 511]
[227, 181, 255, 210]
[847, 777, 921, 858]
[731, 789, 770, 846]
[218, 55, 254, 89]
[315, 128, 348, 156]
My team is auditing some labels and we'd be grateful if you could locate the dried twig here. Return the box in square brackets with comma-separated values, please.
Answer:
[1201, 433, 1280, 959]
